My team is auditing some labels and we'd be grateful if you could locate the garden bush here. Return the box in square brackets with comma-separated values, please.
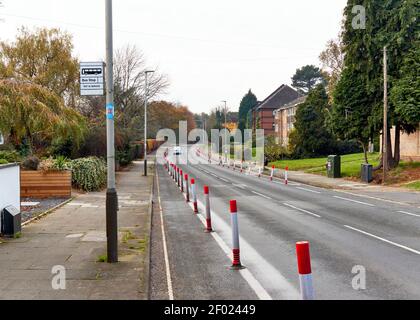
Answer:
[70, 157, 107, 192]
[39, 156, 71, 172]
[22, 156, 40, 170]
[0, 159, 8, 165]
[0, 150, 21, 163]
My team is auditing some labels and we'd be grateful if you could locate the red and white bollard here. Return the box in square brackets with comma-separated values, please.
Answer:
[170, 164, 173, 178]
[177, 168, 181, 188]
[285, 166, 289, 185]
[204, 186, 213, 232]
[270, 166, 275, 181]
[258, 167, 262, 178]
[180, 169, 184, 192]
[240, 161, 243, 173]
[191, 178, 198, 213]
[230, 200, 243, 269]
[296, 241, 314, 300]
[185, 173, 190, 202]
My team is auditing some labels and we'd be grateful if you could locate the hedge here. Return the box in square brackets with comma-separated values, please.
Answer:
[71, 157, 107, 192]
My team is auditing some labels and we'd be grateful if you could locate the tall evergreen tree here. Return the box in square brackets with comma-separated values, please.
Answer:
[291, 65, 326, 94]
[238, 90, 258, 134]
[290, 85, 335, 157]
[333, 0, 419, 169]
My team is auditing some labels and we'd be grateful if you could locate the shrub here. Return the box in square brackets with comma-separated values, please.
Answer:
[265, 136, 289, 162]
[0, 150, 21, 163]
[22, 156, 40, 170]
[70, 157, 107, 192]
[53, 155, 71, 171]
[39, 158, 55, 172]
[0, 159, 8, 165]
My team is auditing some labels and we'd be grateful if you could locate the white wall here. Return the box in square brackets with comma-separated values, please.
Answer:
[0, 164, 20, 231]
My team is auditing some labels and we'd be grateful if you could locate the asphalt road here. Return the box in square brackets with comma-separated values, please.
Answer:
[156, 146, 420, 300]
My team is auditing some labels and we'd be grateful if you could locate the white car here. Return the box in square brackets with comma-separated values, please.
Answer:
[173, 146, 182, 156]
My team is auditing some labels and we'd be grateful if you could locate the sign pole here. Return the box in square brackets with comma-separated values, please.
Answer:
[105, 0, 118, 263]
[144, 72, 148, 176]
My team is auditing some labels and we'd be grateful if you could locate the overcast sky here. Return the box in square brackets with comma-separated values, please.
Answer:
[0, 0, 347, 114]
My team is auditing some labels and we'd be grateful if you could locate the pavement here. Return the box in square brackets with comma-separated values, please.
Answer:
[160, 146, 420, 300]
[0, 160, 153, 300]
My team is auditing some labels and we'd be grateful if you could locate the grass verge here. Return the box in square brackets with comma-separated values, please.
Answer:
[270, 153, 380, 178]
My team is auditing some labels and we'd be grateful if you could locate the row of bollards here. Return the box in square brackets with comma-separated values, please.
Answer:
[165, 157, 314, 300]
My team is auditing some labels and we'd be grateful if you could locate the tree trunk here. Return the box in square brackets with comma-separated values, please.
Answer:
[360, 140, 369, 164]
[393, 123, 401, 168]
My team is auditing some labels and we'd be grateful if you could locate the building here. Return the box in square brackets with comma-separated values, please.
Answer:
[252, 85, 301, 137]
[389, 126, 420, 161]
[274, 96, 307, 146]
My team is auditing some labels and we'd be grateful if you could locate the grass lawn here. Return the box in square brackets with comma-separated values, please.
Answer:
[270, 153, 381, 178]
[406, 181, 420, 191]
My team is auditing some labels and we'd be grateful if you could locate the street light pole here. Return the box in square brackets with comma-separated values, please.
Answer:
[144, 70, 154, 176]
[222, 100, 228, 163]
[105, 0, 118, 263]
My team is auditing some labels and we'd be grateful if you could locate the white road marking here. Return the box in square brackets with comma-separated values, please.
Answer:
[333, 196, 375, 207]
[337, 190, 414, 208]
[233, 184, 247, 190]
[283, 203, 321, 218]
[397, 211, 420, 218]
[156, 168, 175, 300]
[219, 177, 230, 183]
[296, 187, 321, 194]
[251, 191, 272, 200]
[273, 181, 301, 187]
[344, 225, 420, 256]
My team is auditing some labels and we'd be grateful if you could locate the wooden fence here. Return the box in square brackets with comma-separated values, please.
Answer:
[20, 170, 72, 198]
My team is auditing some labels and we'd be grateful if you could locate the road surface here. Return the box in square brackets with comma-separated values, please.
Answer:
[151, 146, 420, 300]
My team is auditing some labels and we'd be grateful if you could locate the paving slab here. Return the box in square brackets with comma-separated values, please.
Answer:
[0, 160, 154, 300]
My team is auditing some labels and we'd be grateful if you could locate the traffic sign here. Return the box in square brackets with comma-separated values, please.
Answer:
[80, 62, 104, 96]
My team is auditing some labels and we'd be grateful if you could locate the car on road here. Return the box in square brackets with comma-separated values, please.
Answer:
[173, 146, 182, 156]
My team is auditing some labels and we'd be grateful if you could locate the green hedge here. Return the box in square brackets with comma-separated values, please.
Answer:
[71, 157, 107, 192]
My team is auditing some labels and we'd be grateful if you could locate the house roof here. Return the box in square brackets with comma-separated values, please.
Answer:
[276, 96, 307, 111]
[256, 85, 301, 111]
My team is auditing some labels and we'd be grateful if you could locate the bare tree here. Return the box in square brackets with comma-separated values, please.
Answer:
[113, 44, 169, 130]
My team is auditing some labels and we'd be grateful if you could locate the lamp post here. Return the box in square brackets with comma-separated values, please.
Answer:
[144, 70, 155, 176]
[105, 0, 118, 263]
[222, 100, 228, 163]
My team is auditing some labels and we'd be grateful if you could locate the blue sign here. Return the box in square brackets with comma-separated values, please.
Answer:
[106, 103, 114, 120]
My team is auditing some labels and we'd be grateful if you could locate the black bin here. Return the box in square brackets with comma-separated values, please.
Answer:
[361, 164, 373, 183]
[1, 206, 21, 237]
